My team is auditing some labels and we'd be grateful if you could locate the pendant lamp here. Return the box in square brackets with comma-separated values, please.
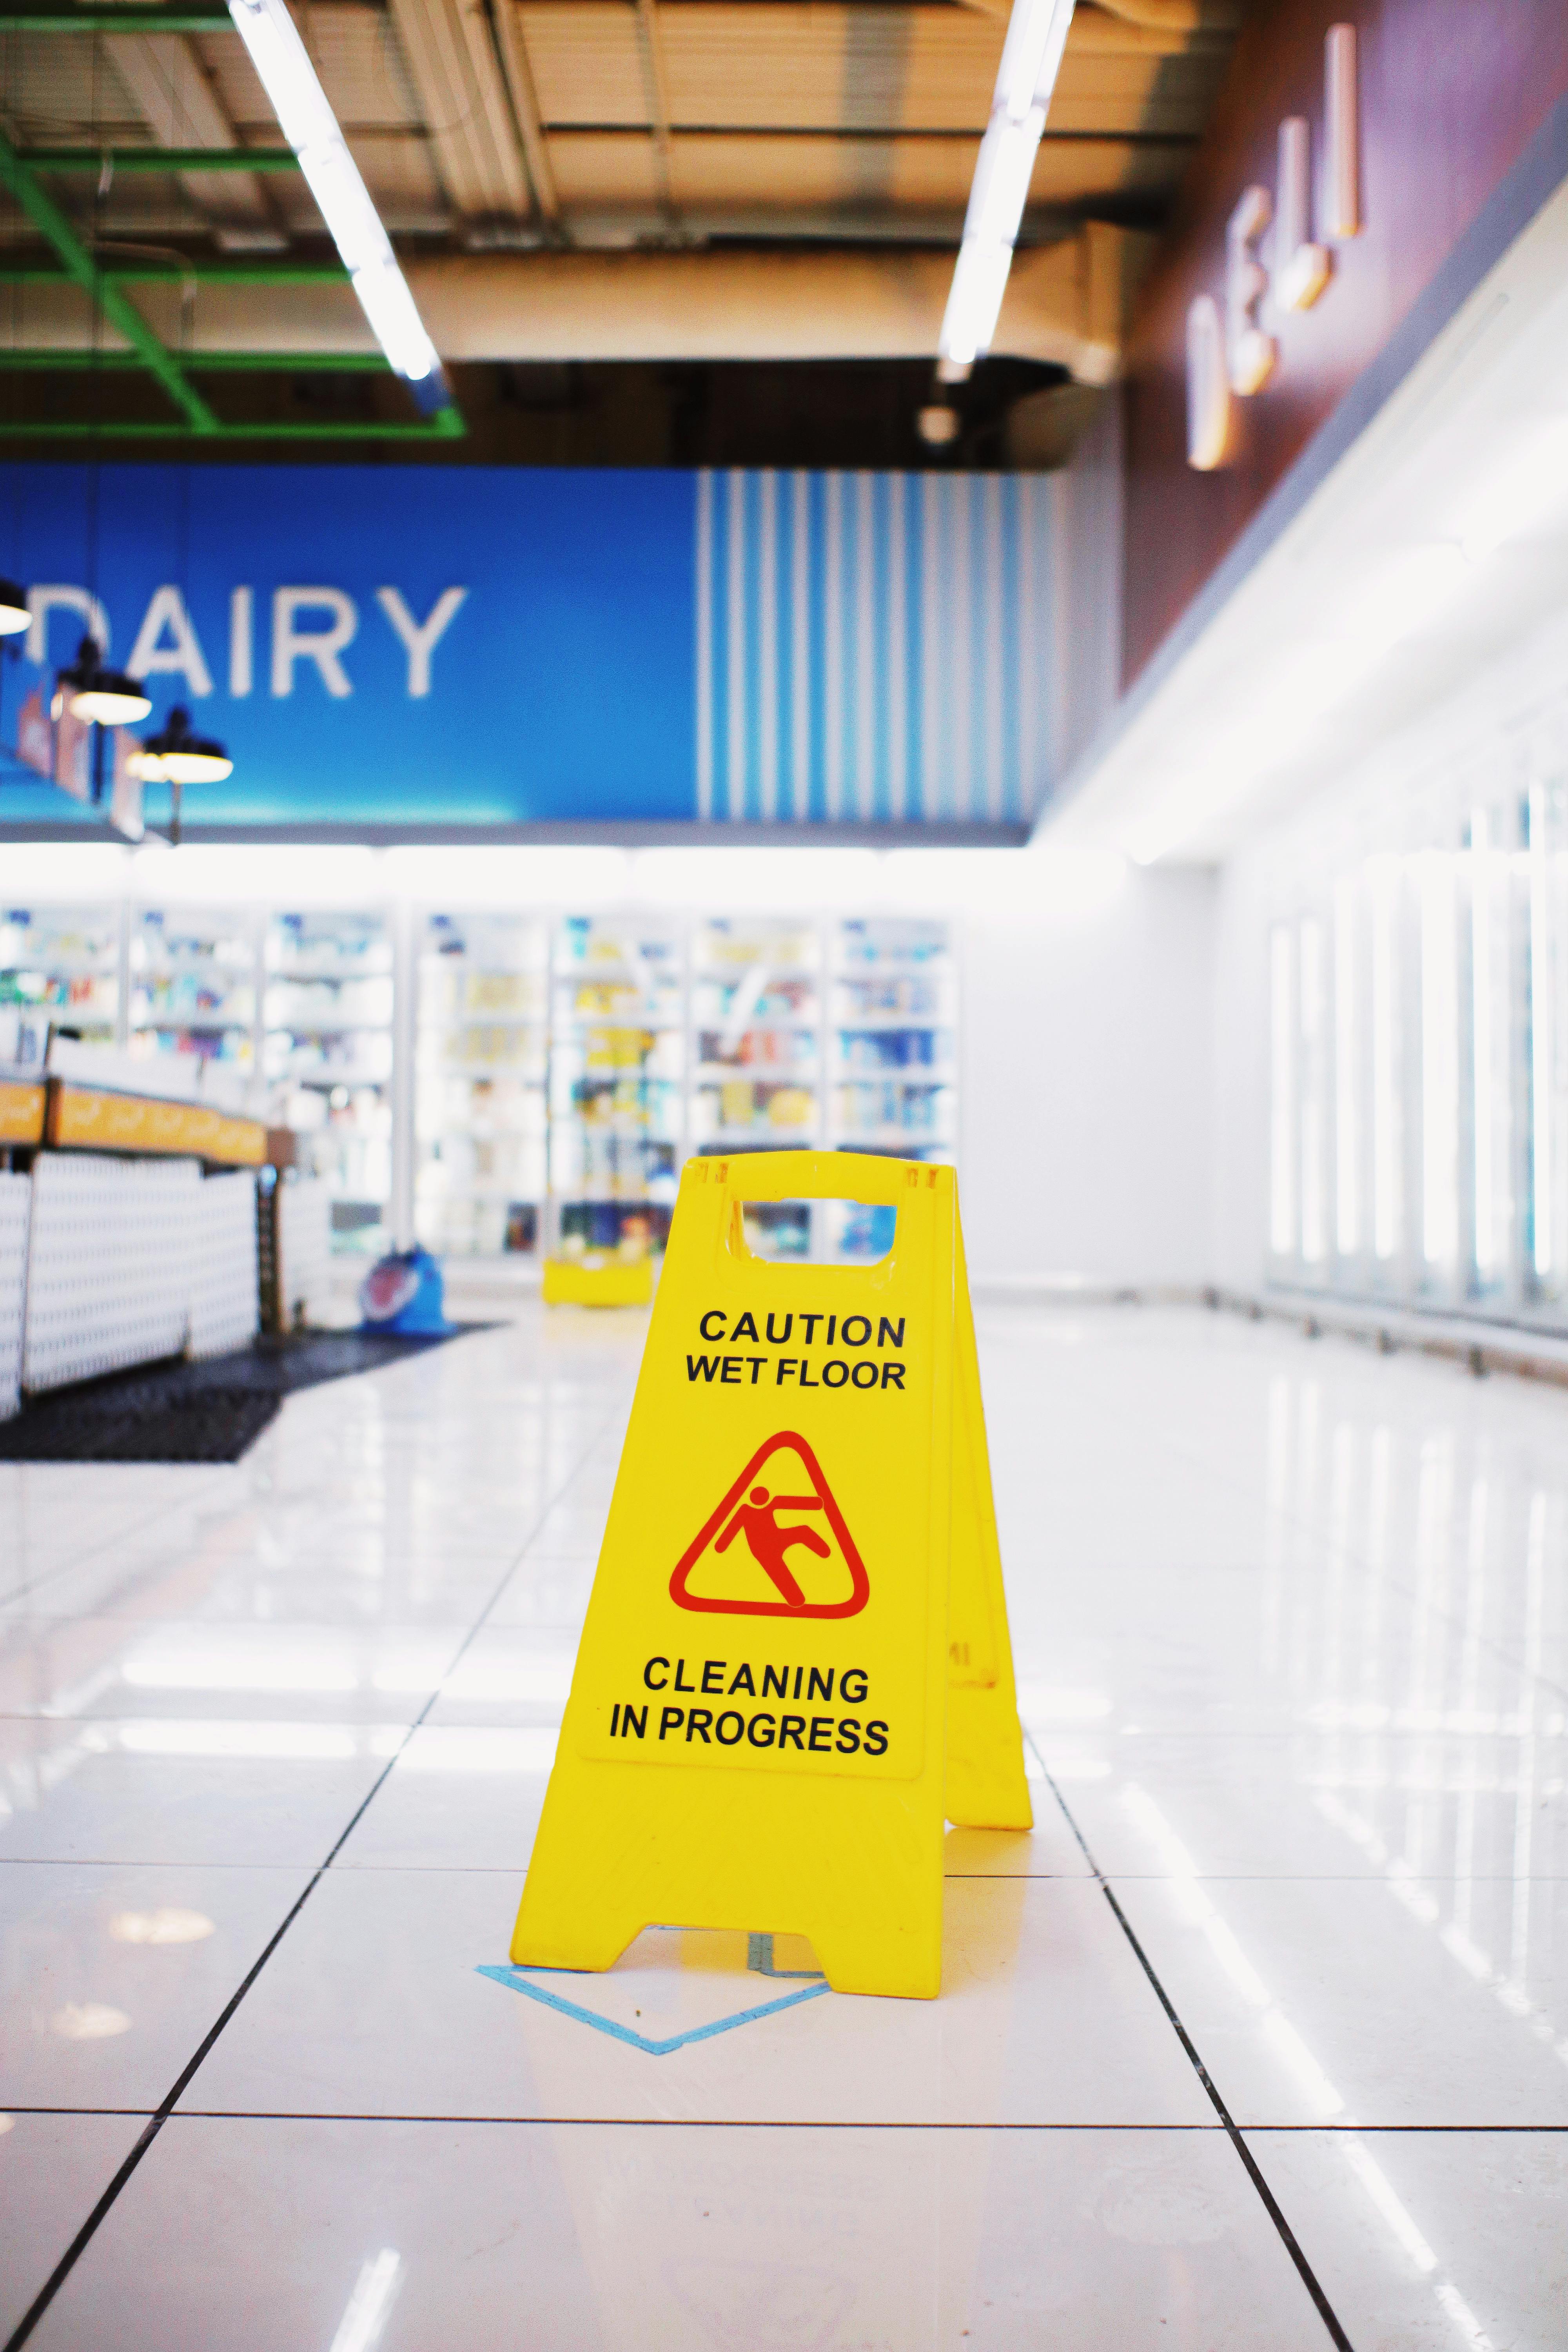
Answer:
[57, 635, 152, 726]
[136, 703, 234, 784]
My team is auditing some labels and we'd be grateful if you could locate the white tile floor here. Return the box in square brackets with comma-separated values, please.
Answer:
[2, 1301, 1566, 2348]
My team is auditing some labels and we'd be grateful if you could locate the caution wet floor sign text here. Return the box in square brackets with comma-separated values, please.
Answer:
[509, 1150, 1030, 2000]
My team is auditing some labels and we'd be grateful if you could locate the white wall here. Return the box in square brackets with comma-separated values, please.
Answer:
[958, 864, 1218, 1288]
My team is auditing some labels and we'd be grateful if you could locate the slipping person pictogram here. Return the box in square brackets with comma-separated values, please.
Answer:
[715, 1483, 829, 1606]
[670, 1431, 870, 1618]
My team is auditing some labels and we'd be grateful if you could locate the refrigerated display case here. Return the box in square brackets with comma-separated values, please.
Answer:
[128, 906, 260, 1098]
[689, 916, 823, 1154]
[829, 918, 956, 1163]
[264, 909, 394, 1254]
[0, 885, 963, 1269]
[548, 913, 683, 1254]
[0, 904, 121, 1058]
[415, 911, 549, 1257]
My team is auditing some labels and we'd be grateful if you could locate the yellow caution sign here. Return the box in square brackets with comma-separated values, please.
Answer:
[509, 1150, 1030, 2000]
[945, 1218, 1033, 1832]
[541, 1251, 654, 1307]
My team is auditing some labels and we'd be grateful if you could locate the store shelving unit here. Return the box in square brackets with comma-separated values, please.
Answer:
[415, 911, 550, 1258]
[0, 891, 963, 1270]
[263, 910, 394, 1256]
[690, 915, 824, 1261]
[128, 907, 262, 1104]
[0, 904, 122, 1058]
[547, 913, 684, 1254]
[829, 918, 956, 1165]
[689, 916, 823, 1150]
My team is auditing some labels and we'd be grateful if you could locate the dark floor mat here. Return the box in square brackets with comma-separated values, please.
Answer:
[0, 1325, 491, 1464]
[168, 1325, 495, 1399]
[0, 1388, 283, 1464]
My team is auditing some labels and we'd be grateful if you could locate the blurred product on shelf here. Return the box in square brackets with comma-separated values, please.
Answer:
[129, 907, 259, 1083]
[417, 911, 549, 1260]
[548, 913, 681, 1259]
[0, 906, 120, 1051]
[691, 916, 822, 1154]
[739, 1195, 899, 1264]
[829, 920, 955, 1159]
[265, 910, 394, 1256]
[0, 897, 958, 1273]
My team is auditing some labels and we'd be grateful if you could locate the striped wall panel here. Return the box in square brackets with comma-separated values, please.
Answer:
[695, 470, 1054, 827]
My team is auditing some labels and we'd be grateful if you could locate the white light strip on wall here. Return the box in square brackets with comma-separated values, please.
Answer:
[1124, 543, 1474, 865]
[1528, 783, 1554, 1279]
[227, 0, 447, 407]
[936, 0, 1076, 379]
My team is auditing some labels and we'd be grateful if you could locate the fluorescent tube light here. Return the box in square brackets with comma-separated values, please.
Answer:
[938, 0, 1075, 377]
[227, 0, 447, 407]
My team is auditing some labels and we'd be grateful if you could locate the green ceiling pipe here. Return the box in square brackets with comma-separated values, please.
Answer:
[0, 129, 218, 432]
[0, 408, 466, 440]
[0, 264, 349, 285]
[0, 348, 389, 371]
[20, 146, 298, 173]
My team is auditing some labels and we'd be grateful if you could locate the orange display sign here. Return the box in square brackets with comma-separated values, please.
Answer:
[46, 1083, 266, 1165]
[0, 1080, 46, 1145]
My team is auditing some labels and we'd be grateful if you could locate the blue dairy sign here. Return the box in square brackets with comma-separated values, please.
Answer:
[0, 462, 1053, 834]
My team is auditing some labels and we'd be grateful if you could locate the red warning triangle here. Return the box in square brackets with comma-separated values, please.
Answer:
[670, 1431, 870, 1619]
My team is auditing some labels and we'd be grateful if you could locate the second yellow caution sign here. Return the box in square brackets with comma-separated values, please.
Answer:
[509, 1149, 1028, 2000]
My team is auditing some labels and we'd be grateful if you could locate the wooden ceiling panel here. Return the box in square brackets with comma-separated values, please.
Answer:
[661, 7, 852, 132]
[306, 6, 426, 130]
[668, 129, 968, 212]
[1027, 132, 1174, 205]
[515, 5, 648, 127]
[899, 11, 1011, 131]
[192, 27, 276, 128]
[547, 128, 663, 207]
[1049, 49, 1223, 138]
[348, 129, 448, 208]
[197, 7, 423, 130]
[0, 37, 142, 140]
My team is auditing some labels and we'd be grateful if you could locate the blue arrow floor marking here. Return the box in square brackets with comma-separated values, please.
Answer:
[477, 1964, 831, 2055]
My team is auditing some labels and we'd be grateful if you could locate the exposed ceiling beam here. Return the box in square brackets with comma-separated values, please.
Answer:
[634, 0, 677, 220]
[942, 0, 1225, 51]
[385, 0, 532, 231]
[0, 226, 1141, 376]
[485, 0, 561, 230]
[1085, 0, 1236, 31]
[103, 28, 283, 249]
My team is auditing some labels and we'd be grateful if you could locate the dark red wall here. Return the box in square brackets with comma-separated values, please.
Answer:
[1123, 0, 1568, 687]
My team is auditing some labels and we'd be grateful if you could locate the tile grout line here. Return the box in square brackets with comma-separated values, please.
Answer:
[9, 2117, 1568, 2136]
[0, 1867, 322, 2352]
[1031, 1744, 1358, 2352]
[0, 1394, 628, 2350]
